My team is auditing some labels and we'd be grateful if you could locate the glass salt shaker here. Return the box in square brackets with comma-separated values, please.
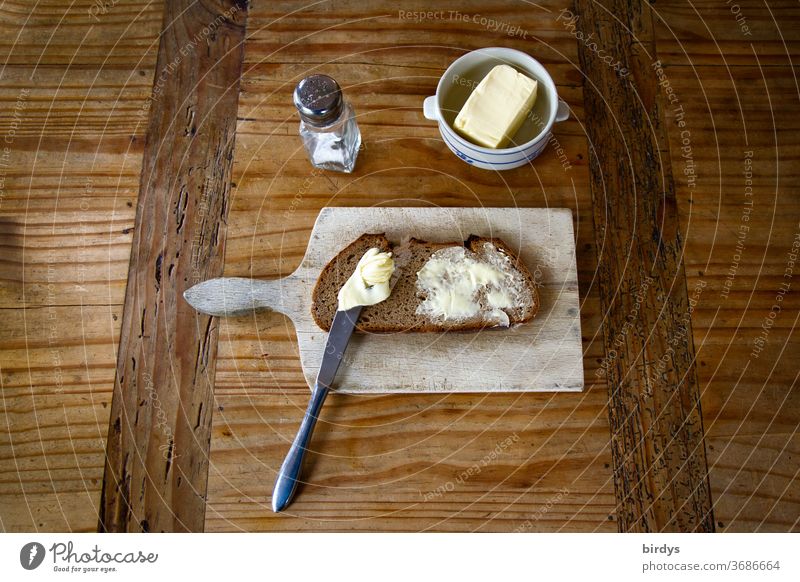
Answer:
[293, 74, 361, 173]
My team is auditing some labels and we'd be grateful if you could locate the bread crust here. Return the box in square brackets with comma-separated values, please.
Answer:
[311, 233, 539, 332]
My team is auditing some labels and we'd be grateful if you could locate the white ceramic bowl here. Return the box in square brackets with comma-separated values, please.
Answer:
[423, 47, 569, 170]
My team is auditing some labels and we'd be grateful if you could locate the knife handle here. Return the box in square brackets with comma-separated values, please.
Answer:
[271, 384, 329, 512]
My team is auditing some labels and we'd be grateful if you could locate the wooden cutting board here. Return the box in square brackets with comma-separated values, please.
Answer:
[214, 207, 583, 393]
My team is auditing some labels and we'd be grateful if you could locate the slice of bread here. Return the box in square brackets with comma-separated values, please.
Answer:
[311, 233, 539, 333]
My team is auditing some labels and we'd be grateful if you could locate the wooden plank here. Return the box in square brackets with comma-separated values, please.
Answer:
[0, 196, 136, 307]
[205, 0, 614, 531]
[663, 64, 800, 531]
[705, 433, 800, 532]
[0, 305, 120, 531]
[0, 0, 162, 65]
[98, 0, 248, 532]
[241, 1, 584, 68]
[206, 391, 616, 532]
[0, 0, 161, 531]
[574, 0, 714, 531]
[0, 34, 157, 309]
[652, 0, 800, 67]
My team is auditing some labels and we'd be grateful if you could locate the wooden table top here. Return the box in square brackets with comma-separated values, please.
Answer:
[0, 0, 797, 533]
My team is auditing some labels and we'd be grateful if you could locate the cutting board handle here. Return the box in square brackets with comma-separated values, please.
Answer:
[183, 276, 301, 318]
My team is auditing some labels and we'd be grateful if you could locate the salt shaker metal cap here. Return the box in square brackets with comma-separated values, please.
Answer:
[293, 74, 344, 127]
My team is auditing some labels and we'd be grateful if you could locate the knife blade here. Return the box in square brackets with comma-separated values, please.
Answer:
[271, 306, 363, 512]
[316, 305, 363, 389]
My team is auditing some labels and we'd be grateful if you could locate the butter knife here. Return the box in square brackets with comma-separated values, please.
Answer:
[271, 305, 363, 512]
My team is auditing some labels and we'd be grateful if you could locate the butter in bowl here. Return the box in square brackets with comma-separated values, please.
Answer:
[422, 47, 570, 170]
[453, 64, 539, 149]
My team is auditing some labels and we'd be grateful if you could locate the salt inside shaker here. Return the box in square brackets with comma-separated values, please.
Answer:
[293, 75, 361, 173]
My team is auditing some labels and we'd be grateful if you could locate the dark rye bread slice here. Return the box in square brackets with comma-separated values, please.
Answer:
[311, 233, 539, 333]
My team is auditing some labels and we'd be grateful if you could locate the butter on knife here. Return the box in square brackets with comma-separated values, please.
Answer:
[453, 64, 538, 149]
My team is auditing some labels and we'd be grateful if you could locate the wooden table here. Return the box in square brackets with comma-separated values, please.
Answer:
[1, 0, 797, 533]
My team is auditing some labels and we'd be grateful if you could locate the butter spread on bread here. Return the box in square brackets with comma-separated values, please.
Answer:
[416, 244, 524, 327]
[337, 248, 395, 310]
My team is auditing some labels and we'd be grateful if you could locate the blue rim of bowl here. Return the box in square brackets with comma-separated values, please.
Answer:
[440, 130, 545, 166]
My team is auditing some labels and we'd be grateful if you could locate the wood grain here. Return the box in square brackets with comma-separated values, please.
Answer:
[98, 0, 248, 532]
[0, 0, 161, 531]
[661, 63, 800, 531]
[574, 0, 714, 531]
[206, 390, 616, 532]
[205, 0, 615, 532]
[0, 306, 119, 531]
[652, 0, 800, 67]
[0, 1, 162, 65]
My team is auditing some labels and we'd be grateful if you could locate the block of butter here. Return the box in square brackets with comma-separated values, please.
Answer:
[453, 64, 538, 149]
